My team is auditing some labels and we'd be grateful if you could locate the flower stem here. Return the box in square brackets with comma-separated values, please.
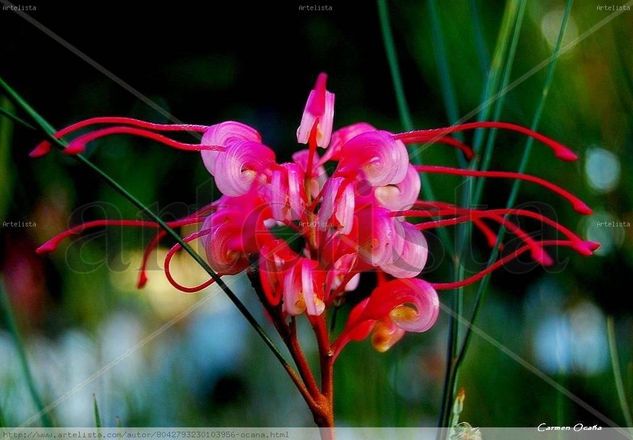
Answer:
[455, 0, 574, 376]
[607, 316, 633, 428]
[426, 0, 466, 166]
[93, 394, 102, 428]
[438, 0, 521, 430]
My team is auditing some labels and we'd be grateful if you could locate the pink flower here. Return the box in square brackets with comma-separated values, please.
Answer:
[34, 72, 597, 355]
[332, 278, 440, 357]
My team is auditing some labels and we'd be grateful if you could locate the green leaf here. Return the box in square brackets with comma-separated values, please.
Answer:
[93, 394, 102, 428]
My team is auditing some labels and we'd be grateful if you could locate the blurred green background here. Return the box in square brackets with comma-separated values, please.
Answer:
[0, 0, 631, 428]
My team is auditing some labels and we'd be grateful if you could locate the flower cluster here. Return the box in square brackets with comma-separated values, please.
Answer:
[34, 73, 598, 357]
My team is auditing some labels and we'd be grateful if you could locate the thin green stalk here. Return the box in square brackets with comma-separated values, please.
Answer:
[455, 0, 574, 376]
[0, 77, 299, 405]
[0, 105, 34, 129]
[438, 1, 520, 430]
[471, 0, 519, 156]
[0, 401, 5, 427]
[427, 0, 466, 167]
[607, 317, 633, 427]
[470, 0, 491, 76]
[472, 0, 527, 204]
[377, 0, 413, 132]
[0, 283, 52, 426]
[377, 0, 453, 252]
[93, 394, 102, 428]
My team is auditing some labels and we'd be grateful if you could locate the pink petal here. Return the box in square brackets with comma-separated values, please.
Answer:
[297, 73, 335, 148]
[201, 121, 261, 175]
[356, 205, 399, 267]
[282, 259, 325, 316]
[201, 215, 249, 274]
[337, 130, 408, 186]
[381, 222, 428, 278]
[374, 165, 421, 211]
[370, 319, 406, 352]
[214, 140, 276, 196]
[317, 177, 355, 234]
[362, 279, 439, 333]
[326, 123, 376, 162]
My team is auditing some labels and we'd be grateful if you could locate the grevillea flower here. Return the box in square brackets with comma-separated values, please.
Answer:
[34, 72, 598, 360]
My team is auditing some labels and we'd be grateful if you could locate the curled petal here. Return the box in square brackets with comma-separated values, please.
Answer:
[297, 73, 335, 148]
[317, 177, 355, 234]
[375, 165, 421, 211]
[214, 140, 276, 196]
[270, 164, 305, 222]
[201, 121, 261, 175]
[202, 194, 270, 273]
[282, 259, 326, 316]
[325, 122, 376, 162]
[356, 205, 402, 267]
[338, 130, 408, 186]
[368, 279, 440, 333]
[333, 278, 439, 357]
[325, 253, 358, 298]
[381, 222, 428, 278]
[201, 215, 249, 274]
[259, 239, 299, 306]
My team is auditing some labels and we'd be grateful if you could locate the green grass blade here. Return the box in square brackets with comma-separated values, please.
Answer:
[0, 77, 298, 401]
[472, 0, 528, 204]
[455, 0, 575, 374]
[0, 98, 16, 221]
[470, 0, 491, 75]
[377, 0, 453, 253]
[427, 0, 466, 167]
[0, 104, 35, 130]
[0, 401, 6, 427]
[93, 394, 102, 428]
[0, 283, 53, 426]
[438, 0, 521, 429]
[607, 317, 633, 427]
[471, 0, 519, 156]
[377, 0, 413, 132]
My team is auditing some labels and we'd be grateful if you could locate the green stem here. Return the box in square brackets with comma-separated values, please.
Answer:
[437, 1, 520, 430]
[427, 0, 465, 167]
[377, 0, 453, 252]
[93, 394, 102, 428]
[471, 0, 519, 156]
[0, 283, 52, 426]
[0, 105, 35, 129]
[377, 0, 413, 132]
[0, 77, 302, 413]
[470, 0, 491, 76]
[454, 0, 574, 381]
[607, 316, 633, 427]
[472, 0, 527, 204]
